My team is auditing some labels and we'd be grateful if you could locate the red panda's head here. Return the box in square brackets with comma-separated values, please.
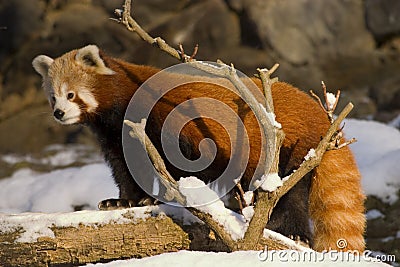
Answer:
[32, 45, 115, 125]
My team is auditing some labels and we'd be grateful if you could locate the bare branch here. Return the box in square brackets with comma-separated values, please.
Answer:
[310, 90, 326, 112]
[256, 64, 279, 113]
[310, 82, 341, 123]
[276, 102, 354, 199]
[179, 43, 199, 62]
[239, 103, 354, 249]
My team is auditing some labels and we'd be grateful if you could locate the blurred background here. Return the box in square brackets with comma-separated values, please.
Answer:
[0, 0, 399, 262]
[0, 0, 399, 156]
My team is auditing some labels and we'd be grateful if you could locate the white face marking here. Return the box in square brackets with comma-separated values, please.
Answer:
[53, 83, 81, 125]
[78, 88, 98, 112]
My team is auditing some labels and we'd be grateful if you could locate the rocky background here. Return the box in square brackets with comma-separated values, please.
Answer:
[0, 0, 399, 262]
[0, 0, 400, 154]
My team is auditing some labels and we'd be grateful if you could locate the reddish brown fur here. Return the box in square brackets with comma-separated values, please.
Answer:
[38, 47, 366, 252]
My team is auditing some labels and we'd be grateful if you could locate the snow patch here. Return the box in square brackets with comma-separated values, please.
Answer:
[0, 163, 117, 213]
[263, 229, 312, 252]
[366, 209, 385, 220]
[258, 103, 282, 128]
[242, 206, 254, 222]
[254, 173, 282, 192]
[0, 207, 153, 243]
[84, 249, 391, 267]
[178, 176, 247, 240]
[326, 92, 337, 110]
[345, 119, 400, 203]
[243, 191, 253, 206]
[2, 145, 102, 167]
[304, 148, 316, 161]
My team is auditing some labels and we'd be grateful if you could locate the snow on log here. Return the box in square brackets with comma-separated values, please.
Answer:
[0, 207, 192, 266]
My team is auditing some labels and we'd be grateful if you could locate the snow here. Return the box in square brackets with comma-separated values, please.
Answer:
[0, 205, 202, 243]
[253, 173, 282, 192]
[2, 144, 102, 167]
[0, 163, 117, 213]
[326, 92, 337, 110]
[242, 206, 254, 222]
[259, 103, 283, 128]
[0, 208, 150, 243]
[304, 148, 317, 161]
[0, 118, 399, 265]
[366, 209, 385, 220]
[344, 119, 400, 204]
[178, 176, 248, 240]
[243, 191, 254, 206]
[388, 113, 400, 128]
[84, 250, 391, 267]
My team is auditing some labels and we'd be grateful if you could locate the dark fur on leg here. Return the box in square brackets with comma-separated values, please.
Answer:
[266, 173, 312, 245]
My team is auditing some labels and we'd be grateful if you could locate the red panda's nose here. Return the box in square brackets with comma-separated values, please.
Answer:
[54, 109, 65, 120]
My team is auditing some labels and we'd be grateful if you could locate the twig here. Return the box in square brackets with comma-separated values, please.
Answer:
[115, 0, 195, 62]
[179, 43, 199, 62]
[235, 183, 247, 211]
[310, 81, 341, 123]
[257, 65, 279, 113]
[276, 103, 354, 199]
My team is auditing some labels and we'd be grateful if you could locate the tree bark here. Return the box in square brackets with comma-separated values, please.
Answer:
[0, 213, 190, 267]
[0, 209, 300, 266]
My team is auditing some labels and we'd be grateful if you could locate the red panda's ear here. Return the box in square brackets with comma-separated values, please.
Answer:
[32, 55, 54, 78]
[75, 45, 115, 75]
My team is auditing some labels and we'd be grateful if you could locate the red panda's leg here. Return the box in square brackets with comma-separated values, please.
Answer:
[309, 146, 366, 252]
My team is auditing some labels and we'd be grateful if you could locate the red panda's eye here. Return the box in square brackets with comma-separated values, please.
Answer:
[67, 92, 75, 100]
[51, 96, 56, 102]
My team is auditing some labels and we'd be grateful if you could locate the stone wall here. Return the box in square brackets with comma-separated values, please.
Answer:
[0, 0, 399, 153]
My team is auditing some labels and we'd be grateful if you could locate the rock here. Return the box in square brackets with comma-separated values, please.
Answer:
[370, 77, 400, 111]
[0, 103, 95, 154]
[365, 0, 400, 42]
[130, 0, 240, 66]
[0, 0, 45, 64]
[242, 0, 375, 65]
[225, 0, 244, 12]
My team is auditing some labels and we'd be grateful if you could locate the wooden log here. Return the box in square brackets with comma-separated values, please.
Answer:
[0, 208, 190, 266]
[0, 206, 303, 266]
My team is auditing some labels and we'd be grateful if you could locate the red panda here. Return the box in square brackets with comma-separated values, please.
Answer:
[32, 45, 365, 252]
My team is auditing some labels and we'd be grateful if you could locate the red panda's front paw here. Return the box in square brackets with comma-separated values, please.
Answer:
[138, 197, 158, 206]
[97, 197, 158, 210]
[97, 198, 136, 210]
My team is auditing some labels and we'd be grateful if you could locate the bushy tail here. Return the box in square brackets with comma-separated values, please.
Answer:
[310, 146, 366, 252]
